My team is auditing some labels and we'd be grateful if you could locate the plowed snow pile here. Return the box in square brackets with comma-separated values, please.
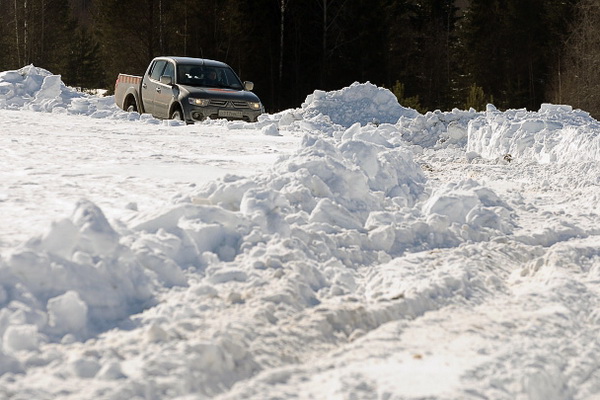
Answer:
[1, 66, 600, 399]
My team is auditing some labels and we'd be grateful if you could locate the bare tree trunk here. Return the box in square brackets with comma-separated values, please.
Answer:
[159, 0, 163, 53]
[318, 0, 348, 88]
[147, 0, 154, 61]
[279, 0, 287, 89]
[183, 0, 188, 55]
[14, 0, 21, 65]
[321, 0, 326, 87]
[23, 0, 28, 64]
[276, 0, 288, 109]
[557, 54, 562, 104]
[40, 0, 45, 63]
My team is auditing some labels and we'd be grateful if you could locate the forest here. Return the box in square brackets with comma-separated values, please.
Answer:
[0, 0, 598, 117]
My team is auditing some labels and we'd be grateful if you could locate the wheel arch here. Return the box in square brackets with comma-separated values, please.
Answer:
[169, 101, 183, 116]
[123, 89, 144, 113]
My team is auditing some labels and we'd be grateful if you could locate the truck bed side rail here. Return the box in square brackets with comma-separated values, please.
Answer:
[116, 74, 142, 86]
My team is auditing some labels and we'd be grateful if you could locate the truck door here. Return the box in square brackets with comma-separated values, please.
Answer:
[143, 60, 167, 115]
[153, 61, 176, 119]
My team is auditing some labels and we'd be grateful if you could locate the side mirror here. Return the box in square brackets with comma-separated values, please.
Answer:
[244, 81, 254, 91]
[160, 75, 173, 85]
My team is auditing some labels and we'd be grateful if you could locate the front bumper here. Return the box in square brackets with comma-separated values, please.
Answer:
[183, 102, 263, 123]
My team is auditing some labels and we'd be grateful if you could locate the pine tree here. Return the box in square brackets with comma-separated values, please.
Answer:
[459, 0, 575, 110]
[64, 27, 106, 89]
[553, 0, 600, 117]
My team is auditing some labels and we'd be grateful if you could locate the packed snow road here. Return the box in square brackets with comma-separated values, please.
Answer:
[0, 109, 300, 250]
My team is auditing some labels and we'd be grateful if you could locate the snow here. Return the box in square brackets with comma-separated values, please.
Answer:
[1, 65, 600, 399]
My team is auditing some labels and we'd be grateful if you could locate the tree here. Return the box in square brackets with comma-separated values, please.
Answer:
[0, 0, 72, 69]
[459, 0, 575, 110]
[464, 84, 491, 111]
[550, 0, 599, 117]
[315, 0, 350, 87]
[278, 0, 289, 91]
[383, 0, 463, 112]
[92, 0, 171, 88]
[63, 27, 105, 89]
[412, 0, 462, 110]
[393, 80, 426, 113]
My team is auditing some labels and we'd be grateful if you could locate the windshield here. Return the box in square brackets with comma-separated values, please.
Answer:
[177, 64, 243, 89]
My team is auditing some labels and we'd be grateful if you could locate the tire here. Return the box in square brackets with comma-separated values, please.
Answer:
[126, 99, 138, 113]
[170, 108, 183, 121]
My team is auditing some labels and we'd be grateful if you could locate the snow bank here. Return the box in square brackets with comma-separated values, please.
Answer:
[0, 78, 517, 391]
[0, 200, 155, 343]
[0, 97, 514, 358]
[0, 65, 162, 122]
[397, 108, 481, 149]
[0, 65, 115, 117]
[4, 66, 599, 166]
[273, 82, 419, 130]
[468, 103, 600, 163]
[268, 83, 480, 152]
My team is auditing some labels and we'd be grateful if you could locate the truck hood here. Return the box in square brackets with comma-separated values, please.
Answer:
[181, 86, 261, 102]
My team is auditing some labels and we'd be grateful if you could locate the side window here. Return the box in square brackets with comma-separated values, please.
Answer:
[224, 68, 242, 89]
[162, 62, 175, 80]
[150, 60, 167, 81]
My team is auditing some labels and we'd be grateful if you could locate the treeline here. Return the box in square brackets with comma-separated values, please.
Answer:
[0, 0, 598, 117]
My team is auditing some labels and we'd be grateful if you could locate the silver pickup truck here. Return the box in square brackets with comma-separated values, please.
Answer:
[114, 56, 264, 123]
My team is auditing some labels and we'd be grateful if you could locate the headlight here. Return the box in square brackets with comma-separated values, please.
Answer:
[248, 102, 262, 110]
[189, 98, 210, 107]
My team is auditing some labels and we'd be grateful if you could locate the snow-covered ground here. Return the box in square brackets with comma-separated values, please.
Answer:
[1, 65, 600, 399]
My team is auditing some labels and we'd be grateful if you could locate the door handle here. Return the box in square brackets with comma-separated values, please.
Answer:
[142, 83, 147, 89]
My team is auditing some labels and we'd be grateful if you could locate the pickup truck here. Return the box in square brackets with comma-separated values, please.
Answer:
[114, 56, 264, 123]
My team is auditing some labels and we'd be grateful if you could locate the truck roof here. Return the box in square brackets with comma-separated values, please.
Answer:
[153, 56, 229, 68]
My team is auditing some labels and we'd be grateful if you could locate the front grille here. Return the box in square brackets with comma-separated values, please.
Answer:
[209, 99, 228, 107]
[208, 100, 249, 109]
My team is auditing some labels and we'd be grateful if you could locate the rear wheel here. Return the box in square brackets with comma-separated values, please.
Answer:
[126, 98, 138, 113]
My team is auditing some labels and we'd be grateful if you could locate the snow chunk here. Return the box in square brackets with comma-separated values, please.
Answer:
[71, 199, 120, 257]
[298, 82, 419, 128]
[261, 123, 281, 136]
[3, 324, 42, 353]
[423, 179, 514, 236]
[398, 108, 480, 149]
[47, 290, 88, 336]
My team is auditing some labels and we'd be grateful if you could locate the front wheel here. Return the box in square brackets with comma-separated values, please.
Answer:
[170, 108, 183, 121]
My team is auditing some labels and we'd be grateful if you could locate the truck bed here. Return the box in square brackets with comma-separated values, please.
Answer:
[114, 74, 143, 112]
